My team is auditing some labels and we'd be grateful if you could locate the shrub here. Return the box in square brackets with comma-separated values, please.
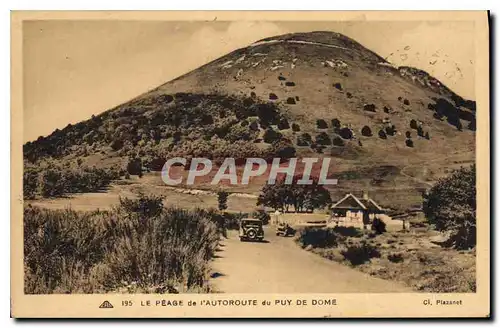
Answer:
[316, 132, 331, 145]
[286, 97, 296, 105]
[331, 118, 341, 130]
[346, 92, 352, 98]
[263, 128, 282, 144]
[361, 126, 372, 137]
[316, 119, 328, 129]
[417, 126, 424, 137]
[332, 136, 344, 146]
[405, 138, 414, 147]
[333, 82, 342, 90]
[341, 242, 381, 265]
[410, 119, 418, 129]
[297, 133, 312, 146]
[285, 81, 296, 87]
[385, 125, 396, 136]
[127, 157, 142, 175]
[333, 226, 362, 237]
[383, 106, 391, 113]
[119, 193, 163, 217]
[371, 217, 387, 234]
[291, 123, 300, 132]
[270, 139, 296, 159]
[387, 253, 404, 263]
[24, 200, 221, 294]
[425, 132, 430, 140]
[298, 228, 343, 248]
[277, 118, 290, 130]
[249, 120, 259, 131]
[339, 127, 353, 140]
[405, 131, 412, 138]
[403, 98, 410, 106]
[269, 93, 278, 100]
[378, 130, 387, 139]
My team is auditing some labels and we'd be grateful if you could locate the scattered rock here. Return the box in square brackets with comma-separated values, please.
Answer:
[278, 75, 287, 81]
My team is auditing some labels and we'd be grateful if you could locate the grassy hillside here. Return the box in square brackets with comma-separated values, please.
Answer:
[23, 31, 476, 210]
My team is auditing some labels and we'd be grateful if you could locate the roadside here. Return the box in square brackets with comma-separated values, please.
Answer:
[209, 225, 411, 293]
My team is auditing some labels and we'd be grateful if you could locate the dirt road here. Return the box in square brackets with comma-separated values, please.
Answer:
[209, 225, 411, 293]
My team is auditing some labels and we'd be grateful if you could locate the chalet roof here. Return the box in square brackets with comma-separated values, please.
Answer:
[331, 193, 384, 212]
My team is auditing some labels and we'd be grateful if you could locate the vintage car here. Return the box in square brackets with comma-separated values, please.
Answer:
[239, 218, 264, 242]
[275, 222, 295, 237]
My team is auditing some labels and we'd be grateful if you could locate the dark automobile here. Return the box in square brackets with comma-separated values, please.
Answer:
[239, 218, 264, 242]
[276, 222, 295, 237]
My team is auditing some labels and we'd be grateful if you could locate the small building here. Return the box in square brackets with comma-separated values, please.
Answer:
[330, 192, 386, 228]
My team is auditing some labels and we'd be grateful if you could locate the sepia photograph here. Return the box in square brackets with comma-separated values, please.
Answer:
[10, 10, 490, 318]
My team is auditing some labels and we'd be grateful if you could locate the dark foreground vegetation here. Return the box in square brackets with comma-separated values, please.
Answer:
[24, 195, 225, 294]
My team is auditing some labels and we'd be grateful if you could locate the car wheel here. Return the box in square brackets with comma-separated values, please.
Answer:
[246, 229, 257, 240]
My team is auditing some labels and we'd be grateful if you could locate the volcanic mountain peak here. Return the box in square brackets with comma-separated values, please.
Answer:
[24, 31, 476, 203]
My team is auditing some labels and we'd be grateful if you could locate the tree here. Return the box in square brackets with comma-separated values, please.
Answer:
[257, 176, 331, 213]
[316, 119, 328, 129]
[315, 132, 331, 145]
[423, 165, 476, 249]
[361, 125, 372, 137]
[23, 169, 39, 200]
[217, 191, 229, 211]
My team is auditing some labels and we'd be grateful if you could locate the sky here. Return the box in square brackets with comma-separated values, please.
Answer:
[22, 19, 476, 142]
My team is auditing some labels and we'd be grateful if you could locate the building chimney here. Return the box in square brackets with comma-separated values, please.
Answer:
[363, 191, 368, 200]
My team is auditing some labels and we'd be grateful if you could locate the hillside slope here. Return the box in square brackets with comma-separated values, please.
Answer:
[23, 31, 476, 209]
